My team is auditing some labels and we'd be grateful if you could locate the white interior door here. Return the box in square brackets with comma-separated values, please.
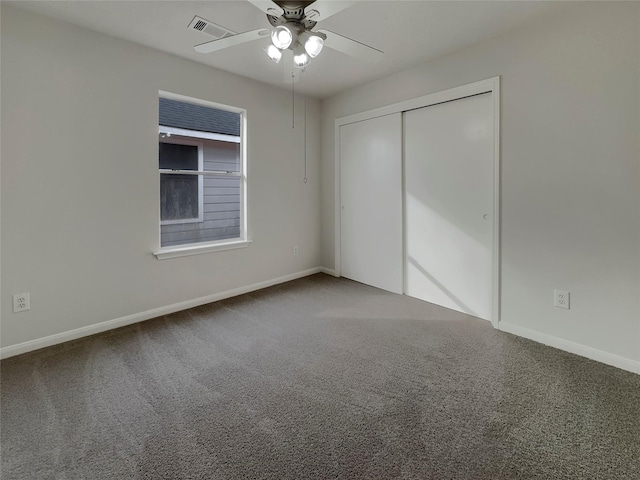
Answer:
[404, 93, 494, 321]
[340, 113, 403, 294]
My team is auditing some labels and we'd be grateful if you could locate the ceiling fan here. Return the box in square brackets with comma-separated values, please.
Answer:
[194, 0, 383, 73]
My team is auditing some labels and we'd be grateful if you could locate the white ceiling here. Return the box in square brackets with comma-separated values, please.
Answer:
[7, 0, 568, 98]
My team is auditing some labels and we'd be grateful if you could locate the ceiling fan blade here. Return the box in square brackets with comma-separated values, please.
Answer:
[247, 0, 283, 17]
[318, 29, 384, 63]
[306, 1, 356, 22]
[195, 29, 269, 54]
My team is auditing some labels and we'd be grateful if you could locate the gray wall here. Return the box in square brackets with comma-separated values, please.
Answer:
[321, 2, 640, 367]
[1, 6, 321, 349]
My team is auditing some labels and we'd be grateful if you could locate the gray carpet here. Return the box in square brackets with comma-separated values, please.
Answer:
[1, 274, 639, 479]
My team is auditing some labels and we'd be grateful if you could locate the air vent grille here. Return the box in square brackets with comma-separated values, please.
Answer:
[188, 16, 236, 39]
[193, 20, 207, 32]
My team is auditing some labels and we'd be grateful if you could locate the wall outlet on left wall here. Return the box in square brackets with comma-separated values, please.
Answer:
[553, 289, 570, 309]
[13, 293, 31, 313]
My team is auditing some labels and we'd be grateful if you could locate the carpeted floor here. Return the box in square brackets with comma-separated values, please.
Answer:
[1, 273, 639, 479]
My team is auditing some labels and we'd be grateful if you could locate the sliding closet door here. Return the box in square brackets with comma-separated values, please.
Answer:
[404, 93, 494, 321]
[340, 113, 403, 294]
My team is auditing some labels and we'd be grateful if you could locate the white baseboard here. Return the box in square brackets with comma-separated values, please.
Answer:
[9, 270, 633, 377]
[1, 267, 325, 360]
[319, 267, 338, 277]
[499, 321, 640, 375]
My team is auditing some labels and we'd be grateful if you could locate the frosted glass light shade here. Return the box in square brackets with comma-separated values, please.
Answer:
[293, 51, 309, 67]
[292, 43, 309, 67]
[303, 34, 324, 58]
[271, 26, 293, 49]
[265, 44, 282, 63]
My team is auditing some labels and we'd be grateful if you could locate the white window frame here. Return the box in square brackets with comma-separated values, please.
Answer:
[159, 136, 204, 225]
[159, 125, 241, 144]
[154, 91, 249, 260]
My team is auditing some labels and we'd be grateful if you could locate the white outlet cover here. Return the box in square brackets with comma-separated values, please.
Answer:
[554, 289, 570, 309]
[13, 293, 31, 312]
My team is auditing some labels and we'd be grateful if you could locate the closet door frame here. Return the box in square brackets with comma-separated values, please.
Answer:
[334, 77, 501, 328]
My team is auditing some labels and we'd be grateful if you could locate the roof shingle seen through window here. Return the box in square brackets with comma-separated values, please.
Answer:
[159, 98, 240, 137]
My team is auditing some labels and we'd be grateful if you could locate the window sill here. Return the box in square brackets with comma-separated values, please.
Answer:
[154, 240, 251, 260]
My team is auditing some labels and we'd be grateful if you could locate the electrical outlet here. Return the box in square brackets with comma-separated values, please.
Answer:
[13, 293, 30, 313]
[554, 289, 570, 309]
[293, 246, 300, 256]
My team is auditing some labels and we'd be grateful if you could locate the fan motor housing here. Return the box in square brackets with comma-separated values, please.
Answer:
[270, 0, 318, 29]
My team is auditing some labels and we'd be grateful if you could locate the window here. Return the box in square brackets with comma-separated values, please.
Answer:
[157, 93, 246, 252]
[159, 138, 203, 224]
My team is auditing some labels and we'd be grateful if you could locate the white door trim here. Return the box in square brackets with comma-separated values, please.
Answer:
[334, 76, 501, 328]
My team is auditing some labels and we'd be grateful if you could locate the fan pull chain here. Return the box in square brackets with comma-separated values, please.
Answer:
[291, 71, 295, 129]
[303, 69, 308, 183]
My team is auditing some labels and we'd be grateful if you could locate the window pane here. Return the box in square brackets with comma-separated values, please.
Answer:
[159, 98, 240, 137]
[159, 143, 198, 170]
[160, 174, 199, 221]
[161, 176, 240, 247]
[203, 140, 241, 173]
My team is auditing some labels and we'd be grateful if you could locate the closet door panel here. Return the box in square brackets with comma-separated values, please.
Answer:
[340, 113, 403, 294]
[404, 93, 494, 320]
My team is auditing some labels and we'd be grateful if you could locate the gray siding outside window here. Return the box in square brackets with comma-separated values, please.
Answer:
[160, 136, 241, 247]
[159, 97, 240, 136]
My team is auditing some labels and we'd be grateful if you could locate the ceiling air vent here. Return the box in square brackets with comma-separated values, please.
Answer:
[188, 16, 236, 39]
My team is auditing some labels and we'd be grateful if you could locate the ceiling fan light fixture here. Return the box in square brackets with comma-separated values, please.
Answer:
[293, 45, 310, 68]
[271, 25, 294, 50]
[265, 44, 282, 63]
[300, 31, 325, 58]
